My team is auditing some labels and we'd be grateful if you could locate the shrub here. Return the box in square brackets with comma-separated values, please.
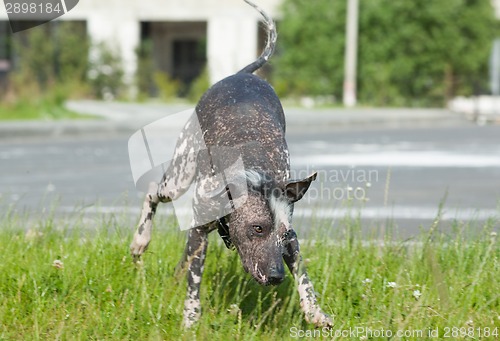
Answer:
[9, 22, 88, 92]
[187, 66, 210, 102]
[88, 42, 124, 100]
[153, 71, 181, 100]
[273, 0, 498, 107]
[135, 39, 156, 100]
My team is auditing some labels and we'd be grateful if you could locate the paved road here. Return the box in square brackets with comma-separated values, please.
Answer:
[1, 118, 499, 238]
[289, 125, 500, 238]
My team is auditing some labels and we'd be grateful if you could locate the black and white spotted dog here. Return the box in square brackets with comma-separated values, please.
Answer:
[130, 0, 332, 329]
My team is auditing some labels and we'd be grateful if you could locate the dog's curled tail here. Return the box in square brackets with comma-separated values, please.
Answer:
[238, 0, 277, 74]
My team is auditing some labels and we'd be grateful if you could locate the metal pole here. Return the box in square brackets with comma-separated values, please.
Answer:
[343, 0, 359, 107]
[490, 38, 500, 96]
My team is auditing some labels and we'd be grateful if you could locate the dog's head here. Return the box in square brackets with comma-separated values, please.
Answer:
[227, 170, 316, 286]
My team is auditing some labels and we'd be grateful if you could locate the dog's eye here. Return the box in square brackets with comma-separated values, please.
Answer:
[253, 225, 263, 234]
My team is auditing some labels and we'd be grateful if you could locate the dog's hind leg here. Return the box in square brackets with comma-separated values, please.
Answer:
[283, 229, 333, 328]
[130, 113, 201, 260]
[182, 226, 209, 329]
[130, 156, 196, 260]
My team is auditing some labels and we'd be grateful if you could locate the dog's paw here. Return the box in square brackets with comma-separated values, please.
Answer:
[129, 232, 150, 261]
[306, 308, 334, 329]
[182, 299, 201, 329]
[314, 312, 334, 329]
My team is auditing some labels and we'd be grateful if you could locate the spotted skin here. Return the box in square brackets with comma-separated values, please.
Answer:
[130, 182, 160, 260]
[129, 0, 332, 330]
[283, 229, 333, 327]
[181, 226, 210, 328]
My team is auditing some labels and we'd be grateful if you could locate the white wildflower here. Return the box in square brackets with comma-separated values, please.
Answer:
[25, 229, 43, 241]
[387, 281, 397, 288]
[100, 65, 113, 75]
[52, 259, 64, 269]
[413, 289, 422, 300]
[228, 304, 240, 316]
[362, 278, 372, 285]
[46, 182, 56, 192]
[88, 69, 98, 80]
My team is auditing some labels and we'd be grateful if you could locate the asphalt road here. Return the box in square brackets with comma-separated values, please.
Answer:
[1, 122, 499, 238]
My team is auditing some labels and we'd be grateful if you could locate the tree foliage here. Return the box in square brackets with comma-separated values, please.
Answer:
[272, 0, 499, 106]
[272, 0, 346, 98]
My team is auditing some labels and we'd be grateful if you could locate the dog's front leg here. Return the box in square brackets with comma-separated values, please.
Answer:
[130, 182, 161, 260]
[182, 226, 209, 329]
[283, 229, 333, 328]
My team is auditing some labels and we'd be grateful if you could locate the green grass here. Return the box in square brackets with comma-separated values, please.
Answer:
[0, 210, 498, 340]
[0, 101, 89, 121]
[0, 83, 93, 121]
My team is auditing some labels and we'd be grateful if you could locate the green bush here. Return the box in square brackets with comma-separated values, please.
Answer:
[88, 42, 125, 100]
[8, 22, 89, 97]
[273, 0, 498, 107]
[135, 39, 156, 100]
[1, 22, 92, 119]
[153, 71, 181, 100]
[272, 0, 346, 99]
[187, 66, 210, 102]
[4, 21, 127, 105]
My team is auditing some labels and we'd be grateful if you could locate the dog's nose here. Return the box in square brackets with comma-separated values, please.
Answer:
[267, 267, 285, 285]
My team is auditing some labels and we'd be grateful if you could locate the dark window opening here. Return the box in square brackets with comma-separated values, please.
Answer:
[138, 21, 207, 98]
[172, 39, 206, 86]
[140, 22, 152, 41]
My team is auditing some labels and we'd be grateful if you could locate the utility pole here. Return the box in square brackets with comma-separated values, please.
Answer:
[491, 39, 500, 96]
[343, 0, 359, 107]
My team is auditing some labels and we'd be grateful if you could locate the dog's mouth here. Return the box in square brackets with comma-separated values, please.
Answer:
[261, 276, 284, 286]
[238, 251, 285, 286]
[253, 273, 284, 286]
[250, 262, 285, 286]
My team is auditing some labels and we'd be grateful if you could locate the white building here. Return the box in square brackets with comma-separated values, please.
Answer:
[495, 0, 500, 17]
[0, 0, 281, 93]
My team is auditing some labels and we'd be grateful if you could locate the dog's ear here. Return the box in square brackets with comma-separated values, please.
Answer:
[284, 172, 317, 203]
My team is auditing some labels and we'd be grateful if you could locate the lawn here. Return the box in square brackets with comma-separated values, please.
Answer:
[0, 209, 498, 340]
[0, 101, 88, 121]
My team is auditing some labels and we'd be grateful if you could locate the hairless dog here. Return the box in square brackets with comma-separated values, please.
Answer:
[130, 0, 333, 329]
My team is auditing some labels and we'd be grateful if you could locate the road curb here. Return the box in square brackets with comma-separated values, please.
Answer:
[0, 102, 471, 139]
[285, 108, 468, 131]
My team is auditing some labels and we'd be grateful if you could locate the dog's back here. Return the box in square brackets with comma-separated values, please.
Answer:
[195, 72, 289, 180]
[193, 0, 287, 178]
